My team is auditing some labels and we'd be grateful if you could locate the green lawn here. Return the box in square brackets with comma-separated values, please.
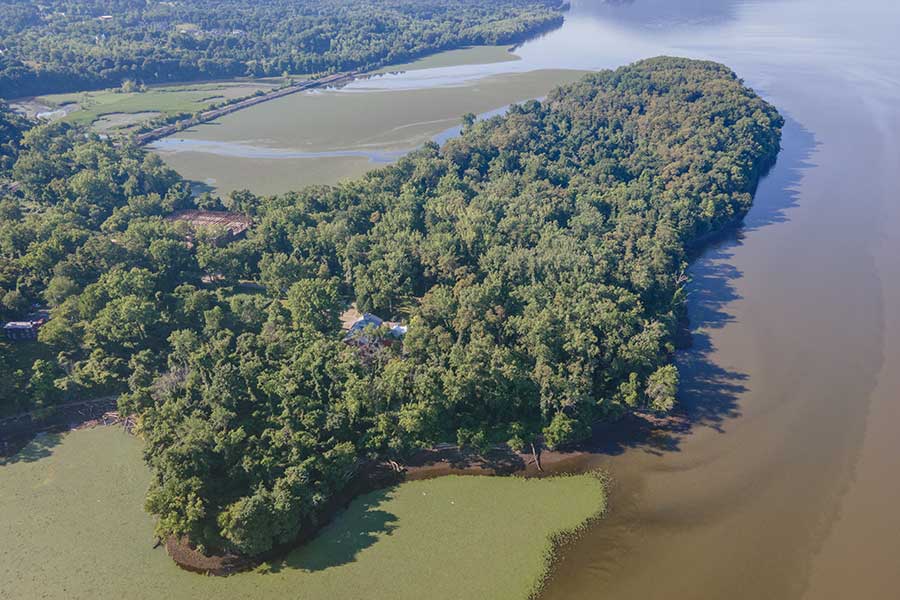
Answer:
[0, 427, 605, 600]
[36, 80, 283, 130]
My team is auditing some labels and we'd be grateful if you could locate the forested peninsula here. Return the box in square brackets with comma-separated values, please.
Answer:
[0, 57, 782, 559]
[0, 0, 564, 98]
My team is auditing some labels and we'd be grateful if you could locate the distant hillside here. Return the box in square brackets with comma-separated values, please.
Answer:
[0, 0, 564, 98]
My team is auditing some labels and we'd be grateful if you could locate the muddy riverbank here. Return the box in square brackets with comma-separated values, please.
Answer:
[0, 397, 118, 460]
[163, 407, 685, 576]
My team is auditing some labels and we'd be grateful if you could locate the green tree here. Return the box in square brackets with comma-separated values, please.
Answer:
[542, 412, 590, 450]
[645, 364, 679, 412]
[44, 275, 79, 307]
[286, 278, 341, 333]
[28, 359, 61, 409]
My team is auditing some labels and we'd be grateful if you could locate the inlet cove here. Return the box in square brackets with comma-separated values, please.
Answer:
[0, 427, 604, 600]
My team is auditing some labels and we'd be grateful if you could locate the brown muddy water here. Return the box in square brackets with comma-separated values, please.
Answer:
[520, 1, 900, 599]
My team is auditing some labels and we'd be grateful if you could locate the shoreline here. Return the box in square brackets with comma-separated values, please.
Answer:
[0, 390, 685, 576]
[8, 16, 566, 137]
[163, 409, 685, 576]
[0, 397, 118, 459]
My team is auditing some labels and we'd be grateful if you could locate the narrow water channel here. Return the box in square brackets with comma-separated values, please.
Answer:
[157, 1, 900, 597]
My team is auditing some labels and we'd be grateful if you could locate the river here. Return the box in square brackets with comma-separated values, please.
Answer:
[521, 1, 900, 599]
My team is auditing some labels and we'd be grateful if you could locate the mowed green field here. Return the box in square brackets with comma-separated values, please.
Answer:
[0, 426, 605, 600]
[34, 80, 283, 130]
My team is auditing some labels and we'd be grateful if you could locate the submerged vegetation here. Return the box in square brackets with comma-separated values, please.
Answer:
[0, 57, 782, 557]
[0, 427, 605, 600]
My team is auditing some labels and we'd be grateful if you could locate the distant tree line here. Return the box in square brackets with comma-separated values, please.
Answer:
[0, 58, 782, 557]
[0, 0, 564, 98]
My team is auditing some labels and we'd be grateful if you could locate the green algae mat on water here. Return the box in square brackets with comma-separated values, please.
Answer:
[0, 427, 604, 600]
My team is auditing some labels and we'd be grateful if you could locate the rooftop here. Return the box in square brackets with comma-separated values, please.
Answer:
[165, 210, 252, 238]
[342, 311, 407, 345]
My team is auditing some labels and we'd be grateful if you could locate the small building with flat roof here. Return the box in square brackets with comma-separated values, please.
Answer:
[165, 210, 251, 246]
[3, 309, 49, 341]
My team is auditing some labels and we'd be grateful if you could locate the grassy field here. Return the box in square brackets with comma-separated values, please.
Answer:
[33, 80, 283, 130]
[0, 426, 605, 600]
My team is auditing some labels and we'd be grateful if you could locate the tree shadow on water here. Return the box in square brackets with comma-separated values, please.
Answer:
[0, 432, 64, 467]
[186, 178, 217, 196]
[676, 116, 818, 433]
[742, 116, 819, 233]
[270, 489, 399, 573]
[447, 446, 526, 474]
[588, 116, 818, 457]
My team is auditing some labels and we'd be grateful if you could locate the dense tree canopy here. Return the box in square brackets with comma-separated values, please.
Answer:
[0, 57, 782, 556]
[0, 100, 30, 174]
[0, 0, 563, 97]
